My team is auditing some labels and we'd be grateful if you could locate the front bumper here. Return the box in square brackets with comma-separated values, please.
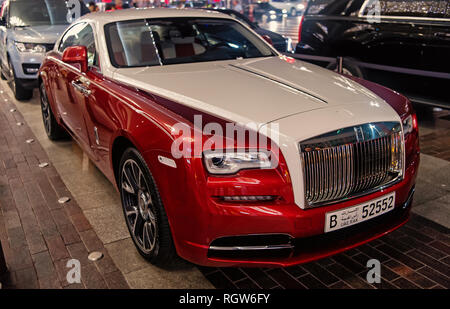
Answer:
[8, 45, 45, 82]
[174, 153, 419, 267]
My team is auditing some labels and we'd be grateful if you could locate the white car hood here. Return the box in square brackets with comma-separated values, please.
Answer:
[113, 56, 401, 209]
[12, 25, 68, 44]
[113, 56, 390, 125]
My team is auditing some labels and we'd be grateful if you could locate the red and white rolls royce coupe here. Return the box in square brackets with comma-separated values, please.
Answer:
[38, 8, 419, 267]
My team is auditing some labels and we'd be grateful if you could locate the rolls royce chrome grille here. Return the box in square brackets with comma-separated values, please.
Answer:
[300, 122, 403, 206]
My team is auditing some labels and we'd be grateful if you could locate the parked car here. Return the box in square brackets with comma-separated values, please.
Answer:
[39, 8, 419, 267]
[270, 0, 307, 16]
[295, 0, 450, 108]
[201, 8, 293, 52]
[0, 0, 71, 100]
[167, 1, 207, 8]
[249, 1, 287, 22]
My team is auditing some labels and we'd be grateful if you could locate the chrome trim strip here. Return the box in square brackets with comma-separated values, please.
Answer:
[229, 64, 328, 104]
[403, 187, 415, 209]
[209, 244, 294, 251]
[310, 177, 403, 207]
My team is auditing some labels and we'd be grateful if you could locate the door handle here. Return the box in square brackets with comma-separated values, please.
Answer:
[71, 80, 91, 96]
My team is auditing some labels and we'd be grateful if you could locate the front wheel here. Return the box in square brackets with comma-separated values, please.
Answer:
[119, 148, 178, 266]
[8, 59, 33, 100]
[0, 61, 6, 80]
[39, 82, 68, 140]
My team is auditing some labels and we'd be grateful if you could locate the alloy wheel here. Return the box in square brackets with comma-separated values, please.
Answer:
[121, 159, 157, 254]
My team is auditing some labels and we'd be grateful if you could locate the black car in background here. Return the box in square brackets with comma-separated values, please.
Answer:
[248, 2, 288, 22]
[201, 8, 293, 52]
[295, 0, 450, 108]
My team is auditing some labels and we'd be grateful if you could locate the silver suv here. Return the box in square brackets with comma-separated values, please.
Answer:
[0, 0, 71, 100]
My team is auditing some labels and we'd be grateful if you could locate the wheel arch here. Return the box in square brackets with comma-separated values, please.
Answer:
[110, 133, 182, 261]
[111, 135, 137, 187]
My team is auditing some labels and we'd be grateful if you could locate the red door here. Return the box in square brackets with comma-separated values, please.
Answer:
[81, 68, 118, 177]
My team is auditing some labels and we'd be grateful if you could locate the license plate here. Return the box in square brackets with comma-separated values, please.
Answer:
[324, 192, 396, 233]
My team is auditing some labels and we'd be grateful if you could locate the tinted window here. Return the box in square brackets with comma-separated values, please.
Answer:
[105, 18, 275, 68]
[306, 0, 365, 15]
[361, 0, 450, 18]
[9, 0, 70, 27]
[59, 23, 99, 67]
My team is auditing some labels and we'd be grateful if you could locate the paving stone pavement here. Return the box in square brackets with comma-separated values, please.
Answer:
[0, 90, 129, 289]
[0, 81, 449, 289]
[418, 108, 450, 162]
[200, 214, 450, 289]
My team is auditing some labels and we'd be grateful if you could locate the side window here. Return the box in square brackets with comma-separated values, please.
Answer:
[58, 23, 87, 52]
[59, 23, 99, 68]
[78, 25, 99, 67]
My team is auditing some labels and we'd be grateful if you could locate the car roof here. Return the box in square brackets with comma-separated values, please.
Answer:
[79, 7, 234, 23]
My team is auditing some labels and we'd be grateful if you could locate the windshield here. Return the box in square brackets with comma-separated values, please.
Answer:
[105, 18, 275, 68]
[9, 0, 70, 27]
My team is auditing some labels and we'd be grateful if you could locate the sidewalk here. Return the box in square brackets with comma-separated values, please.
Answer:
[0, 89, 128, 289]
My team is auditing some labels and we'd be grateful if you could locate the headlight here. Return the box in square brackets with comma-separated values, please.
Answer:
[297, 4, 305, 10]
[402, 114, 417, 136]
[269, 10, 276, 14]
[14, 42, 46, 53]
[203, 150, 272, 175]
[282, 9, 287, 13]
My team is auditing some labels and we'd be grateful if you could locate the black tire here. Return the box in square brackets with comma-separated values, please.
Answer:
[119, 148, 178, 267]
[327, 58, 365, 78]
[7, 58, 33, 100]
[39, 82, 69, 140]
[0, 62, 6, 80]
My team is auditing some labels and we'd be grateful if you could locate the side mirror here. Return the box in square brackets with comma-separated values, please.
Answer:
[261, 35, 273, 46]
[62, 45, 88, 73]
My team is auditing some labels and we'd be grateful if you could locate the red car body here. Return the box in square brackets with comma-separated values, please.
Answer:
[39, 49, 419, 267]
[38, 9, 419, 267]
